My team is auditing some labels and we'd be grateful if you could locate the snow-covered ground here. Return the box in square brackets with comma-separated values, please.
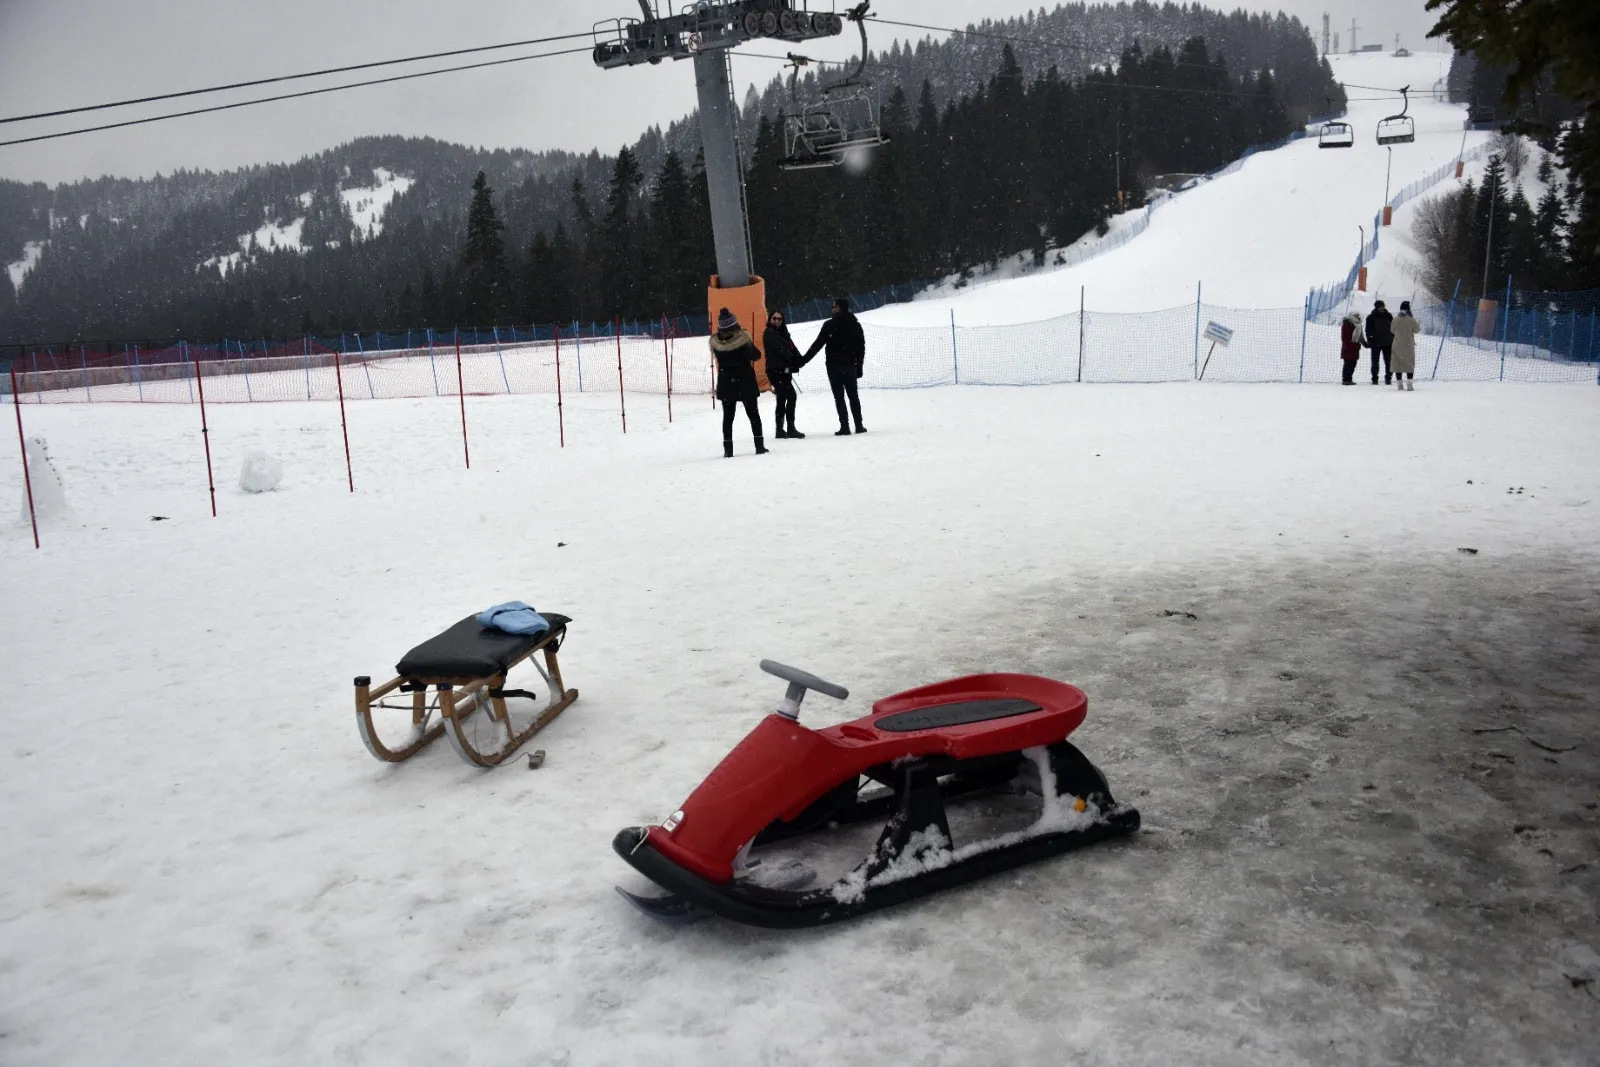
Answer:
[202, 169, 413, 275]
[880, 52, 1478, 323]
[342, 167, 414, 238]
[6, 239, 45, 292]
[3, 382, 1598, 1065]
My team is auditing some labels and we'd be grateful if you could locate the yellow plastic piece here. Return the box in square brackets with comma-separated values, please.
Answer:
[709, 274, 771, 392]
[1074, 797, 1087, 813]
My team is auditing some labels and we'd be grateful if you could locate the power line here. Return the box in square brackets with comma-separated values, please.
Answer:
[0, 46, 592, 149]
[0, 30, 596, 126]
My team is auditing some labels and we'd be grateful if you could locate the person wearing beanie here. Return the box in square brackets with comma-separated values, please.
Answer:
[800, 296, 868, 435]
[763, 309, 805, 439]
[1339, 310, 1364, 384]
[1364, 299, 1395, 384]
[1391, 300, 1420, 390]
[710, 307, 766, 457]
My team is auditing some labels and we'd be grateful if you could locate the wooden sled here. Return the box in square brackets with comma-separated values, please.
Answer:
[354, 613, 578, 767]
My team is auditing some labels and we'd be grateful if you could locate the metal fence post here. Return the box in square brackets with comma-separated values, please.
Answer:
[1498, 275, 1513, 380]
[80, 345, 90, 401]
[493, 326, 510, 392]
[1433, 279, 1461, 380]
[1298, 294, 1309, 383]
[132, 344, 143, 402]
[950, 308, 959, 384]
[1078, 286, 1086, 383]
[575, 320, 584, 392]
[1193, 281, 1202, 379]
[426, 328, 440, 396]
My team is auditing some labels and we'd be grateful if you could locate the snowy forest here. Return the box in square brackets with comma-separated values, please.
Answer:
[5, 3, 1343, 343]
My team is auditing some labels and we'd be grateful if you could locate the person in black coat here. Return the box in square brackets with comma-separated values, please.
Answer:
[710, 307, 766, 458]
[1364, 300, 1395, 385]
[801, 296, 867, 435]
[763, 309, 805, 439]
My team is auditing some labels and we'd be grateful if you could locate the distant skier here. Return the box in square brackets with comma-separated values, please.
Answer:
[1391, 301, 1420, 391]
[801, 296, 868, 435]
[763, 310, 805, 439]
[1365, 300, 1394, 385]
[710, 308, 766, 458]
[1339, 311, 1364, 385]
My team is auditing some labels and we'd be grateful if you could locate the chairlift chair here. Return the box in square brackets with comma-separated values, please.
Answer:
[777, 3, 889, 172]
[1376, 86, 1415, 146]
[1318, 120, 1355, 149]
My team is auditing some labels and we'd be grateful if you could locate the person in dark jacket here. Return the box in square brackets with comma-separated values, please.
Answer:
[1365, 300, 1394, 384]
[1339, 310, 1364, 385]
[801, 296, 867, 435]
[763, 309, 805, 439]
[710, 307, 766, 458]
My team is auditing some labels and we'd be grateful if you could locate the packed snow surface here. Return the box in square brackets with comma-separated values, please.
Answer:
[2, 380, 1597, 1066]
[881, 52, 1476, 323]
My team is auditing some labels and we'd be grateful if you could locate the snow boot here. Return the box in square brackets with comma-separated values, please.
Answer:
[774, 428, 789, 439]
[754, 437, 768, 455]
[1396, 380, 1404, 391]
[854, 424, 867, 434]
[724, 439, 734, 459]
[1406, 380, 1414, 391]
[788, 424, 805, 439]
[835, 426, 852, 436]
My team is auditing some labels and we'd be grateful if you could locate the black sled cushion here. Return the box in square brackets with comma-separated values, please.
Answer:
[396, 613, 570, 680]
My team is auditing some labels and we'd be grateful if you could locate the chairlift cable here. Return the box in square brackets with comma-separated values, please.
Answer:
[0, 47, 592, 149]
[0, 30, 595, 126]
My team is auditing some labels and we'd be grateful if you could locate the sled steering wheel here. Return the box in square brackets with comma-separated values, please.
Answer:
[760, 660, 848, 721]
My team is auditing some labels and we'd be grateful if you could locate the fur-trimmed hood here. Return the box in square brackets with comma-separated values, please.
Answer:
[710, 328, 753, 352]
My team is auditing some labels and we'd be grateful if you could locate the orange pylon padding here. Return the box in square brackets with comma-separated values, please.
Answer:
[709, 274, 771, 392]
[1358, 266, 1368, 292]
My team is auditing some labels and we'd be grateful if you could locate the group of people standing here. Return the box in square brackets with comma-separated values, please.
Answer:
[1341, 299, 1422, 389]
[710, 297, 869, 457]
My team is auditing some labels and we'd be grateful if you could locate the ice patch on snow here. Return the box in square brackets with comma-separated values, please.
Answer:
[7, 240, 45, 292]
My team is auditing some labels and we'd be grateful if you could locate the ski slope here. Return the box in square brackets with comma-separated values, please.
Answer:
[873, 52, 1477, 324]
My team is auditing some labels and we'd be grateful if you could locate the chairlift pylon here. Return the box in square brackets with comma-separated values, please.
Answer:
[779, 2, 890, 172]
[1376, 85, 1415, 146]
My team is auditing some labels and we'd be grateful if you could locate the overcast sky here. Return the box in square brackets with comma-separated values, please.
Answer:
[0, 0, 1448, 186]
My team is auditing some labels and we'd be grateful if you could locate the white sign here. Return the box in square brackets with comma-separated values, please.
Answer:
[1203, 321, 1234, 347]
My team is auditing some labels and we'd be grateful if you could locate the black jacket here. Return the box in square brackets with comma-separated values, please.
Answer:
[710, 329, 760, 402]
[763, 323, 803, 384]
[1365, 308, 1394, 348]
[803, 310, 866, 375]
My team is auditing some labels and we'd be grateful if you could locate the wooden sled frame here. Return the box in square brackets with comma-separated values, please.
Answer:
[355, 627, 578, 767]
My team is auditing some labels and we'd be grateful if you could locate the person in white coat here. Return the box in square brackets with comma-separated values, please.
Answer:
[1391, 301, 1421, 391]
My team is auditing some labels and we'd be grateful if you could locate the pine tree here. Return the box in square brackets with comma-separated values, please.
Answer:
[599, 147, 644, 320]
[1534, 184, 1568, 288]
[459, 171, 507, 324]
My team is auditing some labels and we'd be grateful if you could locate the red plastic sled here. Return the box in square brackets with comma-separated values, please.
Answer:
[614, 661, 1139, 927]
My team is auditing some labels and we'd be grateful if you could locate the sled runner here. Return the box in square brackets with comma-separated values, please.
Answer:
[614, 661, 1138, 927]
[354, 613, 577, 767]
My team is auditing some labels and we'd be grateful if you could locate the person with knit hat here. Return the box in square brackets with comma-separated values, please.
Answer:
[1391, 300, 1420, 390]
[710, 307, 766, 457]
[801, 296, 868, 435]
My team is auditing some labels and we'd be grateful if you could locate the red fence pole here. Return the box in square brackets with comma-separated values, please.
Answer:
[10, 365, 39, 549]
[333, 348, 354, 492]
[615, 316, 627, 434]
[554, 325, 566, 449]
[455, 330, 470, 469]
[662, 314, 673, 423]
[191, 344, 217, 517]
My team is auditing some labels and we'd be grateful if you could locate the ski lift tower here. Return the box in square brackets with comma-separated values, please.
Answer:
[594, 2, 845, 345]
